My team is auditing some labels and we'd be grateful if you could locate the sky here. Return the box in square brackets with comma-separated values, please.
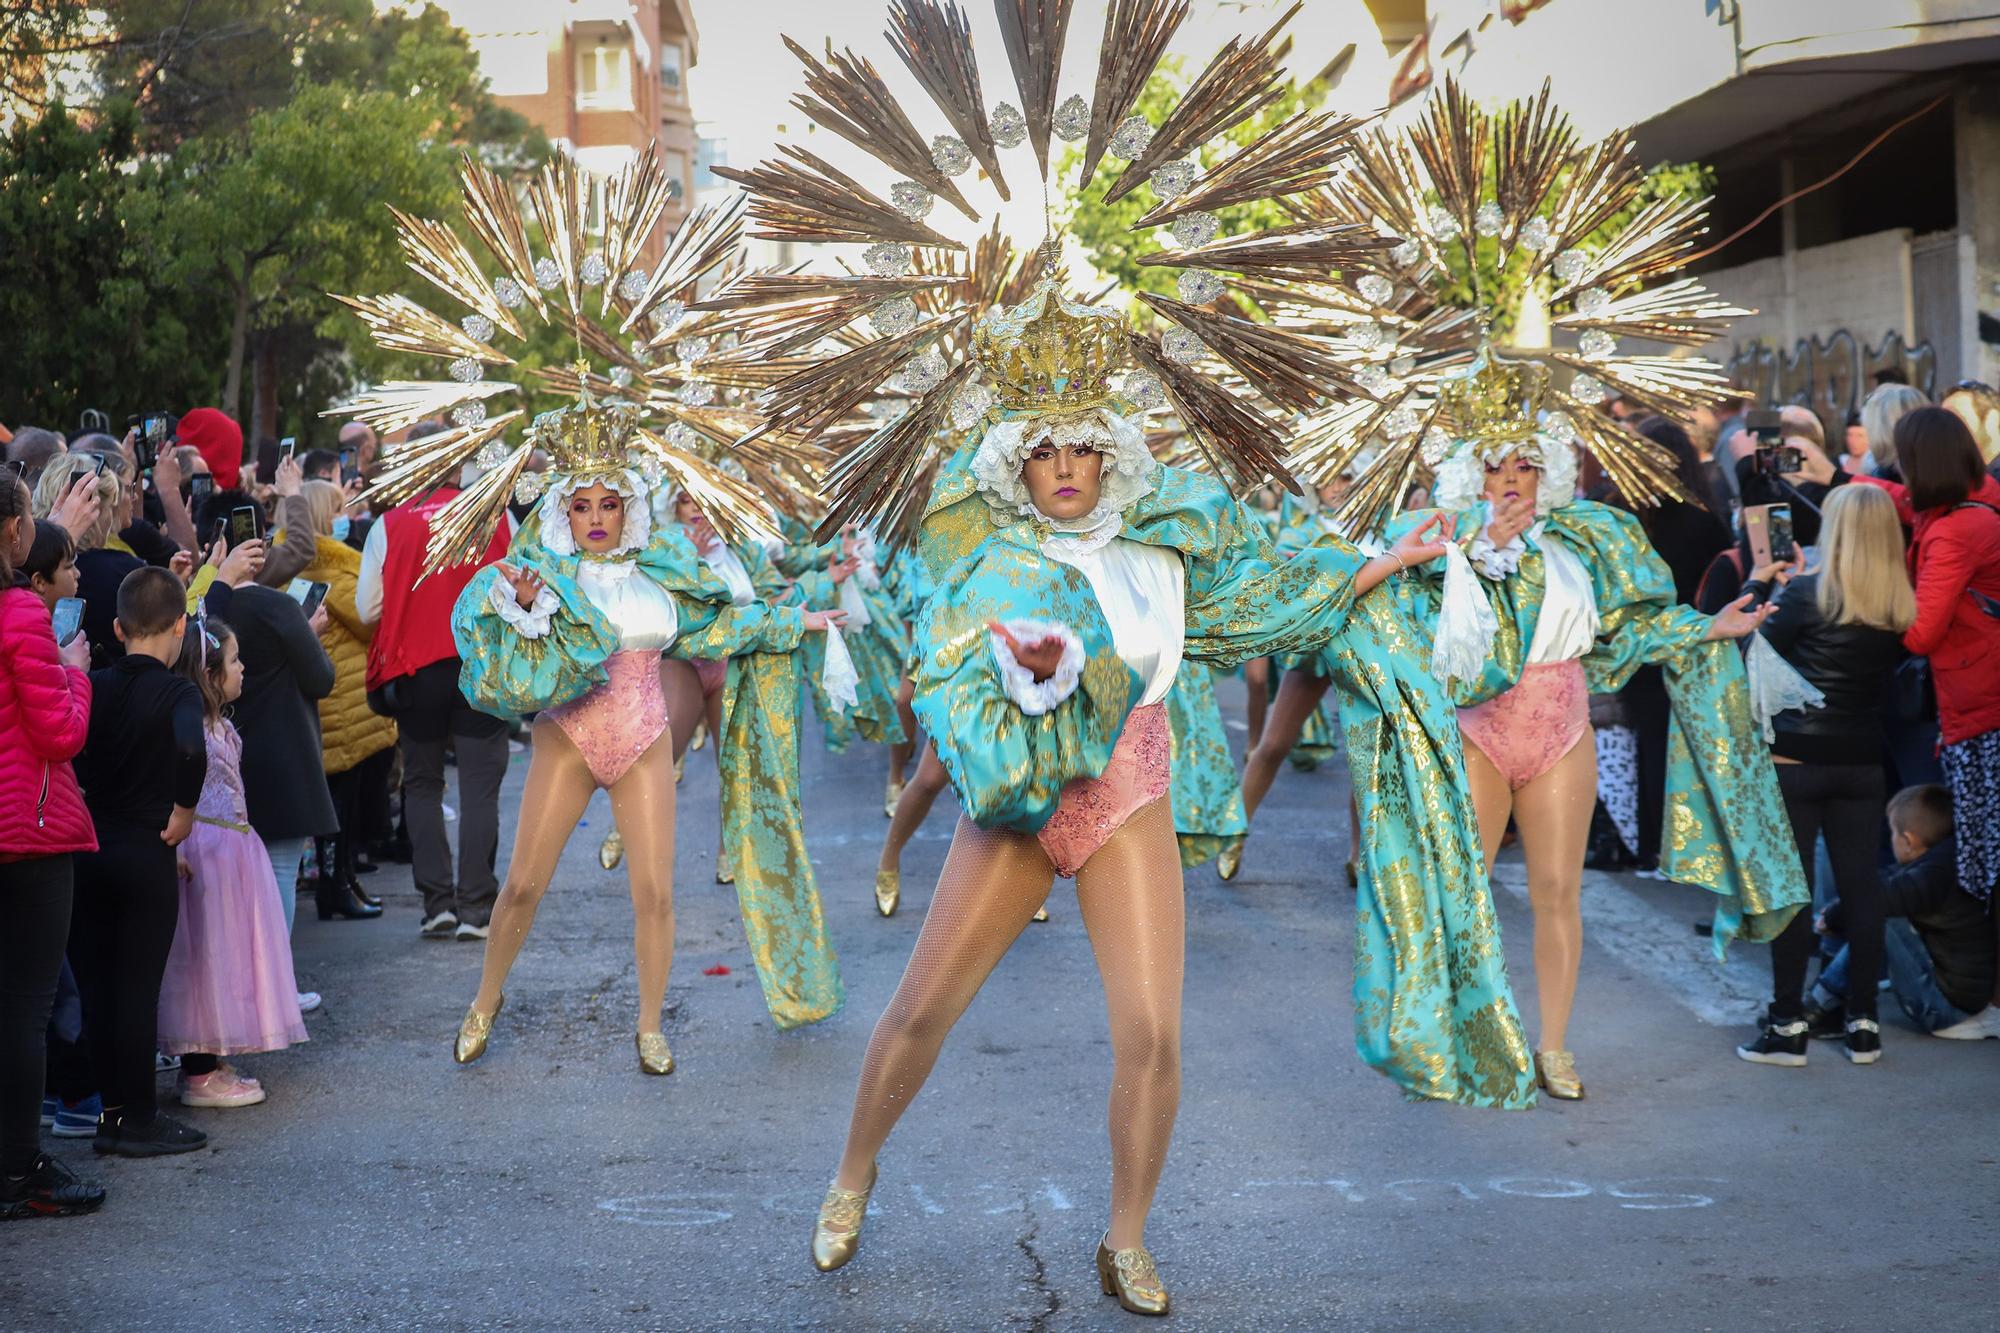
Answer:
[684, 0, 1398, 260]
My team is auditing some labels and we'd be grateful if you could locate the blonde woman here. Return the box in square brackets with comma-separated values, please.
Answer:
[1861, 384, 1929, 478]
[33, 462, 137, 665]
[299, 479, 394, 920]
[1737, 484, 1917, 1068]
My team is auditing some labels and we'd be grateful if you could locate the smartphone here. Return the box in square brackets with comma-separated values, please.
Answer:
[339, 446, 359, 483]
[208, 516, 228, 549]
[228, 504, 262, 546]
[128, 412, 174, 473]
[286, 578, 330, 619]
[51, 597, 85, 647]
[1744, 503, 1784, 568]
[69, 453, 104, 482]
[188, 473, 215, 513]
[1745, 408, 1803, 477]
[280, 437, 297, 464]
[1766, 502, 1795, 564]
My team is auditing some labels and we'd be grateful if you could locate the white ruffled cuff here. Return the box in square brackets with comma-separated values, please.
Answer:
[836, 576, 874, 628]
[488, 577, 560, 639]
[1432, 540, 1500, 686]
[820, 625, 861, 715]
[989, 618, 1084, 716]
[1745, 632, 1826, 742]
[1469, 527, 1527, 580]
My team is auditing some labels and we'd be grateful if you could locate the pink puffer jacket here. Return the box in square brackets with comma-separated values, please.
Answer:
[0, 586, 95, 856]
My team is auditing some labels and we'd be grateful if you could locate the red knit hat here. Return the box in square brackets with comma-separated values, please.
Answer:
[178, 407, 243, 490]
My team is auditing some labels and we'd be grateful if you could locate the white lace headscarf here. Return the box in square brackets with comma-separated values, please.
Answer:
[968, 407, 1156, 554]
[536, 467, 653, 558]
[1432, 433, 1580, 519]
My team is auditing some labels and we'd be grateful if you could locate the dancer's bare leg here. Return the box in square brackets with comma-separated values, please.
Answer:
[888, 677, 917, 788]
[661, 659, 704, 760]
[1072, 798, 1185, 1250]
[1242, 656, 1270, 753]
[1238, 671, 1331, 823]
[471, 720, 599, 1015]
[877, 745, 949, 877]
[834, 817, 1054, 1190]
[1510, 737, 1595, 1052]
[609, 731, 680, 1034]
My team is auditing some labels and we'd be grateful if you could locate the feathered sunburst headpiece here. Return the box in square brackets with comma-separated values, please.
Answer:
[701, 0, 1415, 546]
[326, 148, 793, 572]
[1285, 78, 1751, 535]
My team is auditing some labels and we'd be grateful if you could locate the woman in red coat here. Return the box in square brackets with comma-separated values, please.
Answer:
[0, 475, 106, 1219]
[1865, 408, 2000, 1025]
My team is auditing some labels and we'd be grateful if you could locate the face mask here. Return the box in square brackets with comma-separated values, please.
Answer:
[330, 516, 351, 542]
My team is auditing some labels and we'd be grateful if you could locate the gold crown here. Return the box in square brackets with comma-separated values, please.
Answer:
[525, 396, 642, 478]
[972, 280, 1126, 414]
[1433, 348, 1553, 446]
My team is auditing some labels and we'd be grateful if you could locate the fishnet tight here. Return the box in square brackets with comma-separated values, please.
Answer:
[835, 797, 1185, 1249]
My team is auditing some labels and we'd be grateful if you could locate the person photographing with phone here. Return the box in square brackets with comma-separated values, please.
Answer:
[0, 472, 108, 1217]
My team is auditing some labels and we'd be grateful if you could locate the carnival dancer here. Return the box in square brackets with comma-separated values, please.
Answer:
[1289, 79, 1811, 1101]
[328, 146, 848, 1070]
[802, 281, 1533, 1312]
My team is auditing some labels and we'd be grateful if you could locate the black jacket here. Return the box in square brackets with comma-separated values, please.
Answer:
[227, 584, 338, 839]
[75, 654, 206, 833]
[1827, 836, 1995, 1013]
[1753, 572, 1905, 765]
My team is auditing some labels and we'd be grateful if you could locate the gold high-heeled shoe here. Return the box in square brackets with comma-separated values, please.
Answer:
[636, 1031, 675, 1076]
[874, 868, 899, 917]
[883, 779, 903, 819]
[454, 992, 504, 1065]
[599, 829, 624, 870]
[1096, 1235, 1170, 1316]
[673, 750, 686, 783]
[810, 1165, 876, 1272]
[689, 720, 707, 752]
[716, 852, 735, 886]
[1031, 905, 1050, 923]
[1535, 1049, 1585, 1100]
[1217, 840, 1243, 881]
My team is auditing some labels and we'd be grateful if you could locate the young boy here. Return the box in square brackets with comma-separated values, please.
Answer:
[68, 567, 210, 1156]
[1813, 785, 2000, 1040]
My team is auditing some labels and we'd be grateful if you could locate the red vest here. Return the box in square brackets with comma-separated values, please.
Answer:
[366, 489, 511, 690]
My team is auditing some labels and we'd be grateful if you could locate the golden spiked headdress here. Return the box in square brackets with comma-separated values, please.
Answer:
[695, 0, 1419, 545]
[326, 149, 800, 572]
[1284, 78, 1752, 535]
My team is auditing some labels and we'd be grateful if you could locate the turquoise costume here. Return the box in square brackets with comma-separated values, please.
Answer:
[1402, 499, 1809, 952]
[776, 517, 909, 752]
[1161, 664, 1247, 869]
[452, 515, 845, 1029]
[914, 450, 1538, 1108]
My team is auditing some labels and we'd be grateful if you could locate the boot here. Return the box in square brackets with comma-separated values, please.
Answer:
[317, 879, 384, 921]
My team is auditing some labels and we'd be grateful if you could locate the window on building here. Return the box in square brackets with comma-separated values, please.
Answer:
[661, 42, 683, 92]
[576, 37, 634, 112]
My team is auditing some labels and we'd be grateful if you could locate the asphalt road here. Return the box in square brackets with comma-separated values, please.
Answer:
[5, 678, 1997, 1331]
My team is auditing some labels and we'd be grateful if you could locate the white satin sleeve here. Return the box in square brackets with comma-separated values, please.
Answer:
[989, 619, 1085, 715]
[1526, 532, 1600, 664]
[1046, 537, 1185, 707]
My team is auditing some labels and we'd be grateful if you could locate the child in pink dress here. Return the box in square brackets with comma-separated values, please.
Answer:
[159, 619, 307, 1109]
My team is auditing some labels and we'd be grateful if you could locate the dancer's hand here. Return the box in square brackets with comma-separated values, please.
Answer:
[161, 805, 195, 848]
[1704, 591, 1777, 641]
[989, 622, 1066, 682]
[827, 555, 860, 584]
[802, 608, 847, 634]
[1388, 512, 1455, 568]
[1485, 493, 1535, 548]
[496, 561, 546, 610]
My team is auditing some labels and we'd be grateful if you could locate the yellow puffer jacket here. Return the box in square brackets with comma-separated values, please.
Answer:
[303, 535, 398, 774]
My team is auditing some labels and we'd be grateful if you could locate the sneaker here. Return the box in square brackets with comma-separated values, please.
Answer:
[0, 1155, 106, 1219]
[98, 1111, 207, 1158]
[297, 991, 323, 1013]
[455, 920, 489, 942]
[154, 1050, 181, 1074]
[1844, 1016, 1882, 1065]
[420, 911, 460, 939]
[1802, 1004, 1846, 1041]
[1933, 1006, 2000, 1040]
[39, 1096, 56, 1130]
[180, 1070, 268, 1109]
[1736, 1013, 1809, 1066]
[51, 1094, 103, 1138]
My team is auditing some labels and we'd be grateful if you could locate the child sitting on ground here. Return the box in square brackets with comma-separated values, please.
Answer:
[157, 617, 309, 1108]
[1813, 784, 1999, 1039]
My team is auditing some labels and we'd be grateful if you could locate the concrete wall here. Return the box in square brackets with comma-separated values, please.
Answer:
[1700, 229, 1916, 362]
